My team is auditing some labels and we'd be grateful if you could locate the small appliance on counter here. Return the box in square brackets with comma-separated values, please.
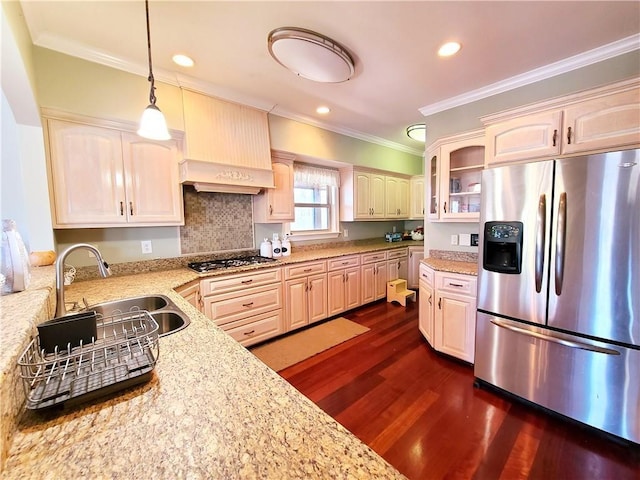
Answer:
[385, 232, 402, 242]
[1, 219, 31, 294]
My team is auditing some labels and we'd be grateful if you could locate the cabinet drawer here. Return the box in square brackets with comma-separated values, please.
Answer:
[222, 310, 284, 347]
[284, 261, 327, 279]
[204, 284, 282, 325]
[361, 251, 387, 264]
[419, 264, 435, 286]
[328, 255, 360, 271]
[387, 248, 408, 260]
[200, 268, 281, 296]
[436, 272, 477, 296]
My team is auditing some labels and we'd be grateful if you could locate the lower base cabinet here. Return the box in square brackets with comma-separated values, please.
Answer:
[284, 261, 328, 331]
[419, 263, 477, 363]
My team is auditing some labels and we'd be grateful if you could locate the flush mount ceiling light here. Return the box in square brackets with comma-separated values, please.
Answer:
[316, 106, 331, 114]
[406, 124, 426, 142]
[138, 0, 170, 141]
[268, 27, 355, 83]
[438, 41, 461, 57]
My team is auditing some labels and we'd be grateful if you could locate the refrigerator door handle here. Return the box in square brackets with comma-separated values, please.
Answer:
[489, 319, 620, 355]
[535, 194, 546, 293]
[555, 192, 567, 296]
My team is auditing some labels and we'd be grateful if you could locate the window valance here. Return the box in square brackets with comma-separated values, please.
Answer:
[294, 164, 339, 188]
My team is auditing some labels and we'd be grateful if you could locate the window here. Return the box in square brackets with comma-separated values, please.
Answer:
[286, 164, 340, 240]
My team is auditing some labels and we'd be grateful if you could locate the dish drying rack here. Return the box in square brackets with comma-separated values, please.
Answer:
[18, 310, 159, 409]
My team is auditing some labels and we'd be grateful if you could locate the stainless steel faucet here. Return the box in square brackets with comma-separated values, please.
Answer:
[55, 243, 111, 317]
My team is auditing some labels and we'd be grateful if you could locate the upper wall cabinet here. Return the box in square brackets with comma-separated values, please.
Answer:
[483, 77, 640, 166]
[45, 116, 183, 228]
[340, 167, 411, 221]
[409, 175, 425, 219]
[427, 130, 484, 223]
[253, 152, 295, 223]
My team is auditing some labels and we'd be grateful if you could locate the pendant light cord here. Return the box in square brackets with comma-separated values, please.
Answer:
[144, 0, 157, 106]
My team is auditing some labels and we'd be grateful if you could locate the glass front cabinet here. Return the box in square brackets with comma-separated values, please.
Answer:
[427, 130, 485, 222]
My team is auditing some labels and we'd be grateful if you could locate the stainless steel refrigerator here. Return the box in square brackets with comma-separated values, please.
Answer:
[475, 148, 639, 444]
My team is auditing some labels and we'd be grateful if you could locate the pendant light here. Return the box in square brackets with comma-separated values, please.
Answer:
[137, 0, 170, 140]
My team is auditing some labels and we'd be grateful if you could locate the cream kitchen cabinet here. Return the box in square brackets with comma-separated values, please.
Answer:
[284, 261, 328, 331]
[175, 280, 201, 311]
[253, 153, 294, 223]
[360, 251, 388, 303]
[433, 271, 477, 363]
[427, 130, 484, 222]
[483, 77, 640, 166]
[385, 175, 410, 218]
[340, 168, 386, 220]
[45, 118, 183, 228]
[387, 248, 408, 282]
[409, 176, 425, 219]
[200, 268, 284, 347]
[407, 246, 425, 289]
[418, 264, 435, 346]
[327, 255, 361, 317]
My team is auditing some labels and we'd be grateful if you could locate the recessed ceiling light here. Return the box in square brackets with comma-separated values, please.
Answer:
[316, 106, 331, 114]
[172, 54, 194, 67]
[438, 42, 461, 57]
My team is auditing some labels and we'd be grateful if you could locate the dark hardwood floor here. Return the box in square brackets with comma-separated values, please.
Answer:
[277, 299, 639, 479]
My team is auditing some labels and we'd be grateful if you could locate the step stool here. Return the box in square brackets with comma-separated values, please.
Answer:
[386, 279, 416, 307]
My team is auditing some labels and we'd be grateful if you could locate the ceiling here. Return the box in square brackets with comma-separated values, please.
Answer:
[19, 1, 640, 155]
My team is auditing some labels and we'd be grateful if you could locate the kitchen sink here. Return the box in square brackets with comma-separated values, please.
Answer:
[88, 294, 190, 337]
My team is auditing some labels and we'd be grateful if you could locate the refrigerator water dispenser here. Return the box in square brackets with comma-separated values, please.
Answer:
[483, 221, 523, 274]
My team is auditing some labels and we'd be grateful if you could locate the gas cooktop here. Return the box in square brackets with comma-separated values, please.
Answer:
[187, 255, 278, 273]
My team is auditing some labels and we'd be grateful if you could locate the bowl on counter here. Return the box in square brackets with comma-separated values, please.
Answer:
[411, 232, 424, 241]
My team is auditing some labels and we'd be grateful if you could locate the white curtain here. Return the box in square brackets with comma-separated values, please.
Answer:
[294, 164, 339, 188]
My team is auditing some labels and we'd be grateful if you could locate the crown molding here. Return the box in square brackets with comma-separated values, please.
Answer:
[419, 34, 640, 117]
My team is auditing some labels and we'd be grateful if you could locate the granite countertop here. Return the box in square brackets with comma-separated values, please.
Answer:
[421, 257, 478, 276]
[1, 242, 413, 478]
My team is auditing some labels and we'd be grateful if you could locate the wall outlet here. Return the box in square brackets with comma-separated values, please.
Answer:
[141, 240, 153, 254]
[343, 228, 349, 238]
[450, 234, 459, 246]
[471, 234, 479, 246]
[459, 233, 471, 246]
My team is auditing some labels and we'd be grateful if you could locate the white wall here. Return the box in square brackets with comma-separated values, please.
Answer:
[1, 5, 54, 252]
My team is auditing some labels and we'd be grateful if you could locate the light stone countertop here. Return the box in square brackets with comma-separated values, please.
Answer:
[1, 243, 414, 479]
[421, 257, 479, 276]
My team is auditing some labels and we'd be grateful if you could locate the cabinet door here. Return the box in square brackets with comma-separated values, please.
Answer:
[485, 110, 563, 166]
[327, 270, 346, 316]
[439, 138, 484, 222]
[121, 134, 183, 224]
[397, 178, 410, 217]
[354, 172, 372, 218]
[434, 292, 476, 363]
[361, 263, 376, 304]
[408, 248, 425, 289]
[387, 257, 408, 282]
[562, 88, 640, 155]
[307, 274, 328, 324]
[427, 152, 439, 220]
[410, 176, 425, 219]
[344, 267, 361, 311]
[254, 159, 294, 222]
[48, 120, 126, 226]
[285, 278, 308, 331]
[370, 173, 386, 218]
[419, 281, 434, 346]
[374, 261, 388, 300]
[385, 176, 400, 217]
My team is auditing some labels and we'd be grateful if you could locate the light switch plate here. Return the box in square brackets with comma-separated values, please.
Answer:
[450, 234, 458, 246]
[459, 233, 471, 246]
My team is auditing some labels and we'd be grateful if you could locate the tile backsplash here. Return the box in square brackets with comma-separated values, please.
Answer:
[180, 186, 254, 254]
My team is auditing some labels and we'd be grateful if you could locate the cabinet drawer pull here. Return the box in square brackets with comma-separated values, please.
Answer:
[449, 282, 465, 288]
[242, 302, 254, 308]
[421, 273, 428, 278]
[303, 268, 312, 273]
[241, 279, 253, 284]
[243, 330, 255, 336]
